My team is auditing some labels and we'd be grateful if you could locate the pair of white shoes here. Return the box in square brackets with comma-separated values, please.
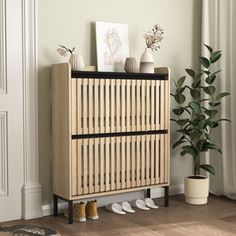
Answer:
[106, 198, 158, 215]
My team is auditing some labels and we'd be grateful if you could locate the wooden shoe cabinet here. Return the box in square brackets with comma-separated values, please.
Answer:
[51, 63, 170, 223]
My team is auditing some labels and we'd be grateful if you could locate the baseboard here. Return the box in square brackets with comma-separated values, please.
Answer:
[22, 183, 43, 219]
[42, 184, 184, 217]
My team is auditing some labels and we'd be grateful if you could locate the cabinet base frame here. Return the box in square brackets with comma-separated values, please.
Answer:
[53, 186, 169, 224]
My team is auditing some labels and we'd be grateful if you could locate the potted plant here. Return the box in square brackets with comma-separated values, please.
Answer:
[171, 44, 230, 205]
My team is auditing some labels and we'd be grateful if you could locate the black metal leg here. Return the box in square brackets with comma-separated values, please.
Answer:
[146, 188, 151, 198]
[164, 186, 169, 207]
[68, 200, 73, 224]
[53, 195, 58, 216]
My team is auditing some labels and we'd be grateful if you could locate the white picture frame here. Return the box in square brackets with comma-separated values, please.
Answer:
[95, 21, 129, 72]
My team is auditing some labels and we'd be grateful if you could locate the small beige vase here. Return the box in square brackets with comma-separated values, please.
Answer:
[139, 48, 154, 73]
[69, 54, 84, 71]
[124, 57, 138, 73]
[184, 176, 209, 205]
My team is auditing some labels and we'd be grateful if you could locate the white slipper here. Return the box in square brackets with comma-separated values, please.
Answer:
[121, 201, 135, 213]
[105, 203, 126, 215]
[131, 199, 150, 210]
[144, 198, 159, 209]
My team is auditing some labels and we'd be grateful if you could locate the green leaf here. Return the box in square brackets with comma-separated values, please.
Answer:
[200, 164, 215, 175]
[189, 102, 201, 115]
[202, 143, 222, 154]
[193, 73, 203, 81]
[176, 87, 186, 94]
[204, 44, 213, 53]
[192, 80, 201, 89]
[210, 51, 222, 63]
[209, 102, 221, 107]
[203, 86, 216, 95]
[180, 151, 187, 157]
[172, 140, 186, 149]
[200, 57, 210, 68]
[215, 92, 230, 101]
[202, 70, 211, 75]
[182, 145, 198, 157]
[185, 69, 195, 78]
[172, 107, 184, 116]
[175, 93, 186, 104]
[177, 76, 186, 88]
[204, 109, 218, 118]
[190, 129, 202, 142]
[176, 119, 189, 126]
[205, 75, 216, 85]
[190, 89, 201, 99]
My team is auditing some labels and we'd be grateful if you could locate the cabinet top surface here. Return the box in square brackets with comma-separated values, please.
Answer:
[71, 70, 168, 80]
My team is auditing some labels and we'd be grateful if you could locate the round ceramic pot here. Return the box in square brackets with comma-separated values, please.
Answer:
[184, 176, 209, 205]
[139, 48, 154, 73]
[69, 54, 84, 71]
[124, 57, 138, 73]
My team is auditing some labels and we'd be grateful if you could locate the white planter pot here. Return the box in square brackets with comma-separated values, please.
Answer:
[184, 176, 209, 205]
[69, 54, 84, 71]
[139, 48, 154, 73]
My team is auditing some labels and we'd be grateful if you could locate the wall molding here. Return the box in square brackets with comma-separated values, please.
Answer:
[0, 0, 6, 93]
[0, 112, 8, 197]
[42, 185, 184, 216]
[21, 0, 43, 219]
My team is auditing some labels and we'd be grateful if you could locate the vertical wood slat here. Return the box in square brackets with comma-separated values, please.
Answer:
[155, 135, 160, 184]
[116, 80, 121, 132]
[100, 79, 105, 133]
[88, 80, 94, 133]
[100, 138, 105, 192]
[150, 135, 155, 185]
[126, 136, 131, 188]
[83, 139, 88, 194]
[110, 138, 115, 190]
[116, 137, 121, 189]
[146, 80, 150, 130]
[71, 140, 77, 196]
[110, 80, 115, 133]
[94, 139, 99, 192]
[136, 136, 141, 186]
[141, 80, 146, 131]
[77, 79, 82, 134]
[105, 79, 110, 133]
[83, 79, 88, 134]
[146, 135, 150, 185]
[105, 138, 110, 191]
[131, 80, 136, 131]
[160, 134, 165, 183]
[136, 80, 141, 131]
[126, 80, 131, 132]
[141, 135, 145, 186]
[155, 80, 160, 130]
[121, 80, 126, 132]
[131, 136, 136, 187]
[71, 79, 77, 135]
[89, 139, 94, 193]
[160, 80, 165, 130]
[121, 136, 126, 189]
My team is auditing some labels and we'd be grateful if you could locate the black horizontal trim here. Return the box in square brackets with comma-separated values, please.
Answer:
[72, 130, 168, 140]
[71, 71, 168, 80]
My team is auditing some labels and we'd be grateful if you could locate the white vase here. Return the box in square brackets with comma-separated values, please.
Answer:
[69, 54, 84, 71]
[124, 57, 138, 73]
[184, 176, 209, 205]
[139, 48, 154, 73]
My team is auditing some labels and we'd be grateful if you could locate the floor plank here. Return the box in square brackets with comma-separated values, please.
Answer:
[1, 195, 236, 235]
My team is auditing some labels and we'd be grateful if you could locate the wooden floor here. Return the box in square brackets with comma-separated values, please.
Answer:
[2, 195, 236, 236]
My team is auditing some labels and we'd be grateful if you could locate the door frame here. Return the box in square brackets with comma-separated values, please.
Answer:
[22, 0, 43, 219]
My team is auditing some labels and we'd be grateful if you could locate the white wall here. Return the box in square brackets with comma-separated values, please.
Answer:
[38, 0, 202, 205]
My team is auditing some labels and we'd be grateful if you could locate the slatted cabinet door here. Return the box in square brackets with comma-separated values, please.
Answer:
[52, 63, 169, 201]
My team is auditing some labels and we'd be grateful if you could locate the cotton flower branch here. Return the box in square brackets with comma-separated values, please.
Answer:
[143, 24, 164, 51]
[57, 45, 75, 57]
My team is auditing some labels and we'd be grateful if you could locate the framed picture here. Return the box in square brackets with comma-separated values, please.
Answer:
[95, 21, 129, 72]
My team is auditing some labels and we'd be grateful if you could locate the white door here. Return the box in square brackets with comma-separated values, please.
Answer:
[0, 0, 24, 222]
